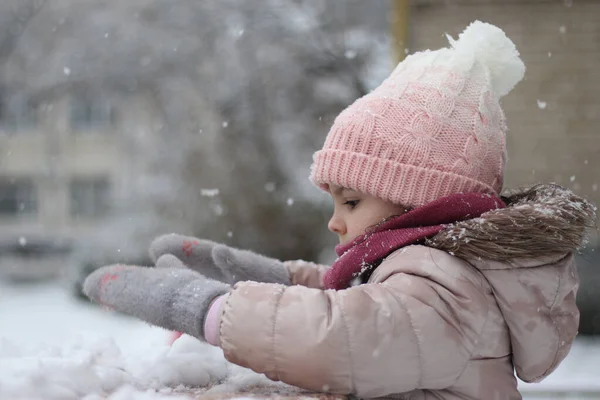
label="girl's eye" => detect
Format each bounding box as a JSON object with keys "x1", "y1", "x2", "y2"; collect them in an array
[{"x1": 344, "y1": 200, "x2": 359, "y2": 209}]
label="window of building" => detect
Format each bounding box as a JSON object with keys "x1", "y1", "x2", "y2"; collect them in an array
[
  {"x1": 0, "y1": 178, "x2": 37, "y2": 216},
  {"x1": 0, "y1": 95, "x2": 37, "y2": 133},
  {"x1": 70, "y1": 177, "x2": 110, "y2": 218},
  {"x1": 70, "y1": 96, "x2": 114, "y2": 130}
]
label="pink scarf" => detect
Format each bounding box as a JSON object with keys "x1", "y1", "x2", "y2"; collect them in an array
[{"x1": 323, "y1": 193, "x2": 505, "y2": 290}]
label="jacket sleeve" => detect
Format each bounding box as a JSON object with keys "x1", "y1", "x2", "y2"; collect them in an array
[
  {"x1": 217, "y1": 264, "x2": 490, "y2": 398},
  {"x1": 283, "y1": 260, "x2": 328, "y2": 289}
]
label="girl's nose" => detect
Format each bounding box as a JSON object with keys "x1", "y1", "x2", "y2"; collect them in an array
[{"x1": 328, "y1": 213, "x2": 346, "y2": 235}]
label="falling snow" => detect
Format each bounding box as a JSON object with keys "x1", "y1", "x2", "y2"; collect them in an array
[
  {"x1": 537, "y1": 100, "x2": 547, "y2": 110},
  {"x1": 200, "y1": 189, "x2": 220, "y2": 197}
]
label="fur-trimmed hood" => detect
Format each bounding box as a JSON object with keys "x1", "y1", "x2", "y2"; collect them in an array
[
  {"x1": 428, "y1": 184, "x2": 596, "y2": 262},
  {"x1": 429, "y1": 184, "x2": 597, "y2": 383}
]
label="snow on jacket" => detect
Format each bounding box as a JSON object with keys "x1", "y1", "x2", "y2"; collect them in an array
[{"x1": 212, "y1": 185, "x2": 595, "y2": 399}]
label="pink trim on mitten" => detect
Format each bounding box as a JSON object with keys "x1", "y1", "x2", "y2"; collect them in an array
[
  {"x1": 204, "y1": 294, "x2": 226, "y2": 346},
  {"x1": 168, "y1": 331, "x2": 183, "y2": 345}
]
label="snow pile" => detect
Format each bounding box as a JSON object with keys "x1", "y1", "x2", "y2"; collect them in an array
[
  {"x1": 1, "y1": 334, "x2": 207, "y2": 399},
  {"x1": 0, "y1": 332, "x2": 278, "y2": 400},
  {"x1": 0, "y1": 283, "x2": 273, "y2": 400}
]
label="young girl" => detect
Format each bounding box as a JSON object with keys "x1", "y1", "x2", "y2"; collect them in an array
[{"x1": 84, "y1": 21, "x2": 596, "y2": 399}]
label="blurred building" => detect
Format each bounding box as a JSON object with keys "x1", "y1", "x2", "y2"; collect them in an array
[{"x1": 0, "y1": 89, "x2": 162, "y2": 280}]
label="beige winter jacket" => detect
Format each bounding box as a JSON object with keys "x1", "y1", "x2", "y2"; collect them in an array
[{"x1": 213, "y1": 185, "x2": 595, "y2": 399}]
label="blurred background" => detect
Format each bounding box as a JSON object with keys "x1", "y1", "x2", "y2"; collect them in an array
[{"x1": 0, "y1": 0, "x2": 598, "y2": 398}]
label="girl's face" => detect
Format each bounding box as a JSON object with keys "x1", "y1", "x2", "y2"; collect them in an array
[{"x1": 327, "y1": 185, "x2": 408, "y2": 246}]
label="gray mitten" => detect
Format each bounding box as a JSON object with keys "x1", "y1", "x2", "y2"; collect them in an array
[
  {"x1": 150, "y1": 234, "x2": 291, "y2": 285},
  {"x1": 82, "y1": 261, "x2": 230, "y2": 340}
]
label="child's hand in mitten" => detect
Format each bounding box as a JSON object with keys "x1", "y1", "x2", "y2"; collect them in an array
[
  {"x1": 149, "y1": 233, "x2": 291, "y2": 285},
  {"x1": 82, "y1": 258, "x2": 230, "y2": 341}
]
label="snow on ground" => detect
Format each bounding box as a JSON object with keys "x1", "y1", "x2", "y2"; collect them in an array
[
  {"x1": 0, "y1": 281, "x2": 274, "y2": 400},
  {"x1": 1, "y1": 281, "x2": 600, "y2": 400}
]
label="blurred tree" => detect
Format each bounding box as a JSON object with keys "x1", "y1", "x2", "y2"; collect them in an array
[
  {"x1": 0, "y1": 0, "x2": 390, "y2": 263},
  {"x1": 0, "y1": 0, "x2": 46, "y2": 63}
]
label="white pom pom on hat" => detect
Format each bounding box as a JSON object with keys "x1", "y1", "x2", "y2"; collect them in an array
[{"x1": 447, "y1": 20, "x2": 525, "y2": 98}]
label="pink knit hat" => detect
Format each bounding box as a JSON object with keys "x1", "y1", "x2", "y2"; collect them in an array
[{"x1": 310, "y1": 21, "x2": 525, "y2": 208}]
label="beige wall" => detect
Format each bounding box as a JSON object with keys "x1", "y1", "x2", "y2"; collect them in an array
[
  {"x1": 0, "y1": 93, "x2": 162, "y2": 242},
  {"x1": 408, "y1": 0, "x2": 600, "y2": 211}
]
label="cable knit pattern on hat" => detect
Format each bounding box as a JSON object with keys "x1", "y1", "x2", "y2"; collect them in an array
[{"x1": 310, "y1": 21, "x2": 525, "y2": 208}]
